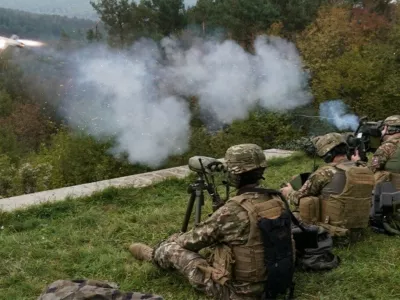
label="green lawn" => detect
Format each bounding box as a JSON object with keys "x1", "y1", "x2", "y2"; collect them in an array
[{"x1": 1, "y1": 153, "x2": 400, "y2": 300}]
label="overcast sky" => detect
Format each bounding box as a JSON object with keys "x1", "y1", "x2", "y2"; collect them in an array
[{"x1": 185, "y1": 0, "x2": 197, "y2": 6}]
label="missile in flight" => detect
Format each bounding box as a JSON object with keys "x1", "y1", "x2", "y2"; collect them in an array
[{"x1": 0, "y1": 34, "x2": 44, "y2": 52}]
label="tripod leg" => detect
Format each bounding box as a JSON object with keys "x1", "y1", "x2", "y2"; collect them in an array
[
  {"x1": 195, "y1": 190, "x2": 204, "y2": 226},
  {"x1": 181, "y1": 191, "x2": 196, "y2": 233}
]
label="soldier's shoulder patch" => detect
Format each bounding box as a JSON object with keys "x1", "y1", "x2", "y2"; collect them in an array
[{"x1": 371, "y1": 156, "x2": 380, "y2": 166}]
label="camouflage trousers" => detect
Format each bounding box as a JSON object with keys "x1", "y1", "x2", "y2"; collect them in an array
[
  {"x1": 153, "y1": 241, "x2": 260, "y2": 300},
  {"x1": 37, "y1": 279, "x2": 164, "y2": 300}
]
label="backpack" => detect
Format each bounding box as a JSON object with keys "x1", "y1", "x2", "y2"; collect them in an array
[{"x1": 37, "y1": 279, "x2": 164, "y2": 300}]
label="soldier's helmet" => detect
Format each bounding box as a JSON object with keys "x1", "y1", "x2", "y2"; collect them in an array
[
  {"x1": 383, "y1": 115, "x2": 400, "y2": 127},
  {"x1": 224, "y1": 144, "x2": 267, "y2": 175},
  {"x1": 314, "y1": 133, "x2": 346, "y2": 157}
]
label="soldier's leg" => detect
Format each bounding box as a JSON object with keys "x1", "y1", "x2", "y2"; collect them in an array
[{"x1": 152, "y1": 240, "x2": 230, "y2": 299}]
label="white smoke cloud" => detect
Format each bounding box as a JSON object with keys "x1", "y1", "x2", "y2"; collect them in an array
[
  {"x1": 63, "y1": 41, "x2": 191, "y2": 167},
  {"x1": 59, "y1": 34, "x2": 312, "y2": 167},
  {"x1": 160, "y1": 35, "x2": 312, "y2": 124},
  {"x1": 319, "y1": 100, "x2": 359, "y2": 131}
]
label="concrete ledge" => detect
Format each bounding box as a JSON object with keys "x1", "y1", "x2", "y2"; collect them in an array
[{"x1": 0, "y1": 149, "x2": 294, "y2": 212}]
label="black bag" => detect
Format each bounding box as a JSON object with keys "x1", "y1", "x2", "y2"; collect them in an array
[{"x1": 294, "y1": 226, "x2": 340, "y2": 271}]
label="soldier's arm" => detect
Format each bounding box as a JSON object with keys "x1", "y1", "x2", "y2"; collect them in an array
[
  {"x1": 175, "y1": 201, "x2": 248, "y2": 252},
  {"x1": 287, "y1": 167, "x2": 334, "y2": 206},
  {"x1": 370, "y1": 143, "x2": 397, "y2": 173}
]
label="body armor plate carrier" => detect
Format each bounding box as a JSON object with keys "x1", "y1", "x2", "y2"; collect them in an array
[
  {"x1": 320, "y1": 161, "x2": 375, "y2": 229},
  {"x1": 232, "y1": 187, "x2": 318, "y2": 299}
]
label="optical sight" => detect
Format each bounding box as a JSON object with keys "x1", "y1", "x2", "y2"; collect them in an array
[{"x1": 188, "y1": 156, "x2": 226, "y2": 174}]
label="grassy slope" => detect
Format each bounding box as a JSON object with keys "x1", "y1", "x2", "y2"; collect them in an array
[{"x1": 0, "y1": 153, "x2": 400, "y2": 300}]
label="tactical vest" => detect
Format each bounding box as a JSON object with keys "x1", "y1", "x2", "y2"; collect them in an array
[
  {"x1": 228, "y1": 191, "x2": 292, "y2": 283},
  {"x1": 383, "y1": 139, "x2": 400, "y2": 190},
  {"x1": 320, "y1": 161, "x2": 375, "y2": 229}
]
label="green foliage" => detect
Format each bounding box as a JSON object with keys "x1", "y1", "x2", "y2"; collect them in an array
[
  {"x1": 90, "y1": 0, "x2": 187, "y2": 46},
  {"x1": 208, "y1": 109, "x2": 299, "y2": 157},
  {"x1": 0, "y1": 127, "x2": 20, "y2": 162},
  {"x1": 29, "y1": 129, "x2": 150, "y2": 189},
  {"x1": 297, "y1": 4, "x2": 398, "y2": 120},
  {"x1": 141, "y1": 0, "x2": 187, "y2": 36},
  {"x1": 0, "y1": 154, "x2": 17, "y2": 197},
  {"x1": 0, "y1": 90, "x2": 13, "y2": 118},
  {"x1": 90, "y1": 0, "x2": 136, "y2": 46}
]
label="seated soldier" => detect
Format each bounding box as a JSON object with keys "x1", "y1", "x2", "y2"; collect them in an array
[
  {"x1": 351, "y1": 115, "x2": 400, "y2": 234},
  {"x1": 352, "y1": 115, "x2": 400, "y2": 189},
  {"x1": 128, "y1": 144, "x2": 296, "y2": 300},
  {"x1": 280, "y1": 133, "x2": 375, "y2": 240}
]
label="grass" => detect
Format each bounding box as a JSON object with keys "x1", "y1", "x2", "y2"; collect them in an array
[{"x1": 1, "y1": 153, "x2": 400, "y2": 300}]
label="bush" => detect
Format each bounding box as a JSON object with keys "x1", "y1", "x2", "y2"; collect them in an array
[
  {"x1": 0, "y1": 154, "x2": 17, "y2": 198},
  {"x1": 28, "y1": 129, "x2": 151, "y2": 190}
]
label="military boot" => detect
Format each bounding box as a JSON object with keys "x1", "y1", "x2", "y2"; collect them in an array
[{"x1": 129, "y1": 243, "x2": 153, "y2": 262}]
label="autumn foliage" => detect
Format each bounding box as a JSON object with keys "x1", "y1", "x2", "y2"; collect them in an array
[{"x1": 297, "y1": 3, "x2": 399, "y2": 119}]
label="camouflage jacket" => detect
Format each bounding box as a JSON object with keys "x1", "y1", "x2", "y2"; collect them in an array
[
  {"x1": 370, "y1": 136, "x2": 400, "y2": 177},
  {"x1": 37, "y1": 279, "x2": 164, "y2": 300},
  {"x1": 175, "y1": 200, "x2": 250, "y2": 251},
  {"x1": 174, "y1": 194, "x2": 265, "y2": 295},
  {"x1": 287, "y1": 157, "x2": 352, "y2": 206}
]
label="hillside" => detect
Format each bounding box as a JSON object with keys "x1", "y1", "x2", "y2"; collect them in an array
[
  {"x1": 0, "y1": 0, "x2": 97, "y2": 20},
  {"x1": 0, "y1": 7, "x2": 97, "y2": 40},
  {"x1": 0, "y1": 154, "x2": 398, "y2": 299},
  {"x1": 0, "y1": 0, "x2": 197, "y2": 20}
]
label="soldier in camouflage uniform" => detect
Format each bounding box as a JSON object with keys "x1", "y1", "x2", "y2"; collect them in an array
[
  {"x1": 37, "y1": 279, "x2": 163, "y2": 300},
  {"x1": 352, "y1": 115, "x2": 400, "y2": 189},
  {"x1": 280, "y1": 133, "x2": 351, "y2": 207},
  {"x1": 129, "y1": 144, "x2": 294, "y2": 300},
  {"x1": 280, "y1": 133, "x2": 375, "y2": 238}
]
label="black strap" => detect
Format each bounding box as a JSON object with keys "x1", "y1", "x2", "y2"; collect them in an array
[{"x1": 237, "y1": 187, "x2": 308, "y2": 233}]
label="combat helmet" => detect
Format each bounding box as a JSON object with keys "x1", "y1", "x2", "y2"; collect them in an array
[
  {"x1": 383, "y1": 115, "x2": 400, "y2": 127},
  {"x1": 224, "y1": 144, "x2": 267, "y2": 175},
  {"x1": 314, "y1": 133, "x2": 346, "y2": 157}
]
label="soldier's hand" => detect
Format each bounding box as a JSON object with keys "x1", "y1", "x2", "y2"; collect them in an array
[
  {"x1": 351, "y1": 149, "x2": 361, "y2": 162},
  {"x1": 280, "y1": 184, "x2": 293, "y2": 198}
]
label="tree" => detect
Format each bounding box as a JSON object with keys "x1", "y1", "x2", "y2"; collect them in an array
[
  {"x1": 141, "y1": 0, "x2": 187, "y2": 36},
  {"x1": 86, "y1": 24, "x2": 103, "y2": 43},
  {"x1": 296, "y1": 4, "x2": 394, "y2": 119},
  {"x1": 273, "y1": 0, "x2": 330, "y2": 34},
  {"x1": 90, "y1": 0, "x2": 136, "y2": 46}
]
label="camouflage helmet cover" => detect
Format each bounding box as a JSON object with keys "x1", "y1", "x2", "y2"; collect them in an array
[
  {"x1": 383, "y1": 115, "x2": 400, "y2": 127},
  {"x1": 315, "y1": 133, "x2": 346, "y2": 157},
  {"x1": 224, "y1": 144, "x2": 267, "y2": 174}
]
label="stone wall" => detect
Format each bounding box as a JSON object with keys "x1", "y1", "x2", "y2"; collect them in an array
[{"x1": 0, "y1": 149, "x2": 294, "y2": 212}]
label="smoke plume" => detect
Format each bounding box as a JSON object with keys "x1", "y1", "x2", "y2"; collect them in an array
[
  {"x1": 24, "y1": 34, "x2": 313, "y2": 167},
  {"x1": 160, "y1": 35, "x2": 311, "y2": 124},
  {"x1": 319, "y1": 100, "x2": 359, "y2": 131}
]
